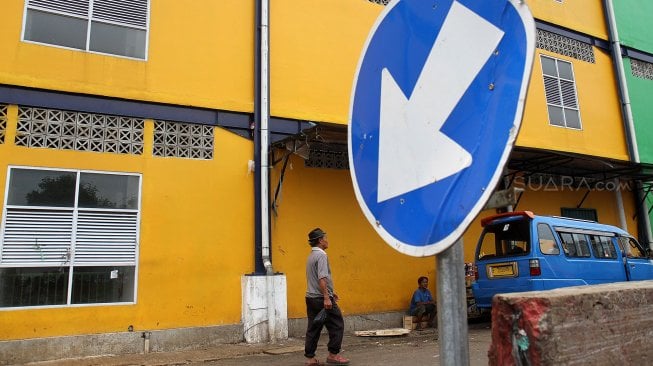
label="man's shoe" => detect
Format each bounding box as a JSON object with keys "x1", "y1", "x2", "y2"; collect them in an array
[{"x1": 326, "y1": 354, "x2": 350, "y2": 365}]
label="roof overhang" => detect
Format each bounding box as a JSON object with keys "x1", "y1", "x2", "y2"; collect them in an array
[
  {"x1": 272, "y1": 124, "x2": 653, "y2": 189},
  {"x1": 507, "y1": 147, "x2": 653, "y2": 187}
]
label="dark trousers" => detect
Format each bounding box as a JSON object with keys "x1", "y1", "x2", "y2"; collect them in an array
[
  {"x1": 304, "y1": 296, "x2": 345, "y2": 358},
  {"x1": 411, "y1": 303, "x2": 436, "y2": 318}
]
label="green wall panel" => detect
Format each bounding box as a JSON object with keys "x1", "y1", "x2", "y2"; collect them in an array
[
  {"x1": 625, "y1": 60, "x2": 653, "y2": 164},
  {"x1": 613, "y1": 0, "x2": 653, "y2": 54}
]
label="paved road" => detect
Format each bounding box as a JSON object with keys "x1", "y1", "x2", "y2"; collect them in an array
[{"x1": 206, "y1": 324, "x2": 491, "y2": 366}]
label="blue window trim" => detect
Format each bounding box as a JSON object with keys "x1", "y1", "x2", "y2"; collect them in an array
[
  {"x1": 0, "y1": 84, "x2": 312, "y2": 142},
  {"x1": 534, "y1": 20, "x2": 653, "y2": 64},
  {"x1": 535, "y1": 19, "x2": 610, "y2": 51},
  {"x1": 623, "y1": 47, "x2": 653, "y2": 64}
]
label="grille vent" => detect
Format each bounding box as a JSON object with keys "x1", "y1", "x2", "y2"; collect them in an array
[
  {"x1": 153, "y1": 120, "x2": 214, "y2": 160},
  {"x1": 305, "y1": 146, "x2": 349, "y2": 170},
  {"x1": 15, "y1": 106, "x2": 144, "y2": 155},
  {"x1": 631, "y1": 59, "x2": 653, "y2": 81},
  {"x1": 537, "y1": 29, "x2": 595, "y2": 63},
  {"x1": 0, "y1": 104, "x2": 7, "y2": 144}
]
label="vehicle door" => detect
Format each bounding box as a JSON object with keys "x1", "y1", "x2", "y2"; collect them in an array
[
  {"x1": 553, "y1": 230, "x2": 595, "y2": 286},
  {"x1": 617, "y1": 237, "x2": 653, "y2": 280},
  {"x1": 586, "y1": 234, "x2": 626, "y2": 284}
]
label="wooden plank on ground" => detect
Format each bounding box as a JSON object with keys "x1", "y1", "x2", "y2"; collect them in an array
[{"x1": 354, "y1": 328, "x2": 411, "y2": 337}]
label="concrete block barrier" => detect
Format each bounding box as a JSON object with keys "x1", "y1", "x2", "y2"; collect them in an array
[{"x1": 488, "y1": 280, "x2": 653, "y2": 366}]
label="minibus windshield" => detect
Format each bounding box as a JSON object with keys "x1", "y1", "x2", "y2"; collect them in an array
[{"x1": 477, "y1": 219, "x2": 530, "y2": 260}]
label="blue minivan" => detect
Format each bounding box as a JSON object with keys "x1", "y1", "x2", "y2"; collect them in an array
[{"x1": 471, "y1": 211, "x2": 653, "y2": 309}]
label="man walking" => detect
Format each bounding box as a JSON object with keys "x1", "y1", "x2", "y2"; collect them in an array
[{"x1": 304, "y1": 228, "x2": 350, "y2": 366}]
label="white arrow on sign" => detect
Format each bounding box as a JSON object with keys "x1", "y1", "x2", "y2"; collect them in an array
[{"x1": 377, "y1": 1, "x2": 505, "y2": 203}]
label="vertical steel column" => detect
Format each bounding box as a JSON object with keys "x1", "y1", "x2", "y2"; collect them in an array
[
  {"x1": 614, "y1": 178, "x2": 628, "y2": 231},
  {"x1": 436, "y1": 239, "x2": 469, "y2": 365}
]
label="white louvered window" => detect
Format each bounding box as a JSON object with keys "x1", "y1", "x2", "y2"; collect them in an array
[
  {"x1": 0, "y1": 167, "x2": 141, "y2": 308},
  {"x1": 22, "y1": 0, "x2": 149, "y2": 59},
  {"x1": 540, "y1": 55, "x2": 582, "y2": 129}
]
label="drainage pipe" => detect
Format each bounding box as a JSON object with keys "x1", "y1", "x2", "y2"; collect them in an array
[
  {"x1": 604, "y1": 0, "x2": 639, "y2": 163},
  {"x1": 256, "y1": 0, "x2": 272, "y2": 278},
  {"x1": 603, "y1": 0, "x2": 653, "y2": 246},
  {"x1": 255, "y1": 0, "x2": 276, "y2": 342}
]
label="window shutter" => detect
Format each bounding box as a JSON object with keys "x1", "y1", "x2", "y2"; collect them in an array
[
  {"x1": 28, "y1": 0, "x2": 89, "y2": 17},
  {"x1": 543, "y1": 76, "x2": 561, "y2": 105},
  {"x1": 1, "y1": 208, "x2": 73, "y2": 264},
  {"x1": 92, "y1": 0, "x2": 148, "y2": 28},
  {"x1": 560, "y1": 80, "x2": 578, "y2": 109},
  {"x1": 74, "y1": 210, "x2": 138, "y2": 264}
]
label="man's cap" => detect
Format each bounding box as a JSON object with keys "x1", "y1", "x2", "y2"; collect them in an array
[{"x1": 308, "y1": 228, "x2": 327, "y2": 242}]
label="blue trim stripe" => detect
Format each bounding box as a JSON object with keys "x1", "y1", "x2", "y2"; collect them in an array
[{"x1": 0, "y1": 84, "x2": 314, "y2": 140}]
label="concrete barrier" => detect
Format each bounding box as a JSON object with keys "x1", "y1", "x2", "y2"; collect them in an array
[{"x1": 489, "y1": 280, "x2": 653, "y2": 365}]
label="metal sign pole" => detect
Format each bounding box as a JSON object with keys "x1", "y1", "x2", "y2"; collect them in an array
[{"x1": 436, "y1": 238, "x2": 469, "y2": 365}]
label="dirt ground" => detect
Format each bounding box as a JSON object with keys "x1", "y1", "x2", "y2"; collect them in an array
[
  {"x1": 31, "y1": 322, "x2": 492, "y2": 366},
  {"x1": 205, "y1": 324, "x2": 491, "y2": 366}
]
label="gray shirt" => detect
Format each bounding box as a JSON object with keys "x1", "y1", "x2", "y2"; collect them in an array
[{"x1": 306, "y1": 247, "x2": 334, "y2": 298}]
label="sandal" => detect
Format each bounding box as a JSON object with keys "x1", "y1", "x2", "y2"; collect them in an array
[{"x1": 326, "y1": 354, "x2": 350, "y2": 365}]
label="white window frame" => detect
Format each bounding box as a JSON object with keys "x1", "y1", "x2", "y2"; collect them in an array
[
  {"x1": 540, "y1": 55, "x2": 582, "y2": 130},
  {"x1": 21, "y1": 0, "x2": 150, "y2": 61},
  {"x1": 0, "y1": 166, "x2": 142, "y2": 309}
]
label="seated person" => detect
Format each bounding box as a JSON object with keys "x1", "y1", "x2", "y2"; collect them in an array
[{"x1": 409, "y1": 276, "x2": 437, "y2": 330}]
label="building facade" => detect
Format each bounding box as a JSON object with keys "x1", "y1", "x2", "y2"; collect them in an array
[{"x1": 0, "y1": 0, "x2": 651, "y2": 363}]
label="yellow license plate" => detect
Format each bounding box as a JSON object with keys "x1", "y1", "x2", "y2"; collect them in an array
[{"x1": 489, "y1": 264, "x2": 515, "y2": 277}]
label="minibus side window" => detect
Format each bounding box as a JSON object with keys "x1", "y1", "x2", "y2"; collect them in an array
[
  {"x1": 537, "y1": 224, "x2": 559, "y2": 255},
  {"x1": 617, "y1": 237, "x2": 646, "y2": 259},
  {"x1": 558, "y1": 232, "x2": 591, "y2": 258},
  {"x1": 589, "y1": 235, "x2": 617, "y2": 259}
]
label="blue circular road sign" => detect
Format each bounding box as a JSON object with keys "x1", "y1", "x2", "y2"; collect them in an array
[{"x1": 348, "y1": 0, "x2": 535, "y2": 256}]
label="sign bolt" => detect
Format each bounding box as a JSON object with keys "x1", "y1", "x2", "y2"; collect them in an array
[{"x1": 489, "y1": 83, "x2": 495, "y2": 90}]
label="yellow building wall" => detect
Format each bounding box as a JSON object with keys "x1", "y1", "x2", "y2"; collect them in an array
[
  {"x1": 0, "y1": 0, "x2": 383, "y2": 125},
  {"x1": 525, "y1": 0, "x2": 608, "y2": 39},
  {"x1": 271, "y1": 0, "x2": 611, "y2": 125},
  {"x1": 270, "y1": 154, "x2": 439, "y2": 317},
  {"x1": 270, "y1": 152, "x2": 639, "y2": 318},
  {"x1": 517, "y1": 49, "x2": 629, "y2": 160},
  {"x1": 511, "y1": 180, "x2": 638, "y2": 235},
  {"x1": 0, "y1": 0, "x2": 639, "y2": 340},
  {"x1": 0, "y1": 1, "x2": 254, "y2": 113},
  {"x1": 0, "y1": 105, "x2": 254, "y2": 340},
  {"x1": 270, "y1": 0, "x2": 382, "y2": 124},
  {"x1": 267, "y1": 154, "x2": 485, "y2": 317}
]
